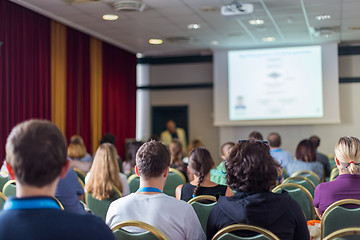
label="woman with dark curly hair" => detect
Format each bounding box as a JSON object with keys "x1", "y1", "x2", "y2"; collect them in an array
[{"x1": 206, "y1": 140, "x2": 310, "y2": 240}]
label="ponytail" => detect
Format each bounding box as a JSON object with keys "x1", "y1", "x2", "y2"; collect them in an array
[
  {"x1": 192, "y1": 175, "x2": 204, "y2": 198},
  {"x1": 347, "y1": 161, "x2": 360, "y2": 175}
]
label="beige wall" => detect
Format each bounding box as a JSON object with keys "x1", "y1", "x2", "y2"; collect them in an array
[{"x1": 145, "y1": 54, "x2": 360, "y2": 163}]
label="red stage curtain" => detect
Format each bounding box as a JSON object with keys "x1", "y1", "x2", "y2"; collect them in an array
[
  {"x1": 66, "y1": 28, "x2": 92, "y2": 153},
  {"x1": 102, "y1": 42, "x2": 137, "y2": 159},
  {"x1": 0, "y1": 0, "x2": 51, "y2": 163}
]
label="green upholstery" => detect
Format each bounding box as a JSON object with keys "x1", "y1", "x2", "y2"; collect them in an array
[
  {"x1": 3, "y1": 180, "x2": 16, "y2": 198},
  {"x1": 190, "y1": 201, "x2": 217, "y2": 233},
  {"x1": 291, "y1": 171, "x2": 320, "y2": 186},
  {"x1": 85, "y1": 189, "x2": 121, "y2": 221},
  {"x1": 163, "y1": 170, "x2": 185, "y2": 197},
  {"x1": 73, "y1": 168, "x2": 86, "y2": 185},
  {"x1": 128, "y1": 174, "x2": 140, "y2": 193},
  {"x1": 212, "y1": 224, "x2": 279, "y2": 240},
  {"x1": 0, "y1": 192, "x2": 6, "y2": 211},
  {"x1": 329, "y1": 168, "x2": 339, "y2": 182},
  {"x1": 322, "y1": 200, "x2": 360, "y2": 239},
  {"x1": 113, "y1": 229, "x2": 160, "y2": 240},
  {"x1": 322, "y1": 227, "x2": 360, "y2": 240},
  {"x1": 112, "y1": 220, "x2": 167, "y2": 240},
  {"x1": 272, "y1": 183, "x2": 315, "y2": 220},
  {"x1": 210, "y1": 169, "x2": 227, "y2": 186},
  {"x1": 282, "y1": 177, "x2": 315, "y2": 197},
  {"x1": 217, "y1": 233, "x2": 273, "y2": 240},
  {"x1": 0, "y1": 174, "x2": 9, "y2": 192}
]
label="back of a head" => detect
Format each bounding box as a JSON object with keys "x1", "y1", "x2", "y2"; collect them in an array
[
  {"x1": 221, "y1": 142, "x2": 235, "y2": 158},
  {"x1": 225, "y1": 140, "x2": 279, "y2": 193},
  {"x1": 267, "y1": 132, "x2": 281, "y2": 148},
  {"x1": 188, "y1": 147, "x2": 214, "y2": 178},
  {"x1": 296, "y1": 139, "x2": 316, "y2": 162},
  {"x1": 335, "y1": 136, "x2": 360, "y2": 175},
  {"x1": 99, "y1": 133, "x2": 116, "y2": 145},
  {"x1": 248, "y1": 131, "x2": 263, "y2": 141},
  {"x1": 86, "y1": 143, "x2": 122, "y2": 199},
  {"x1": 187, "y1": 139, "x2": 205, "y2": 155},
  {"x1": 6, "y1": 119, "x2": 67, "y2": 187},
  {"x1": 136, "y1": 140, "x2": 170, "y2": 179},
  {"x1": 68, "y1": 135, "x2": 87, "y2": 159},
  {"x1": 169, "y1": 139, "x2": 182, "y2": 163},
  {"x1": 309, "y1": 135, "x2": 320, "y2": 149}
]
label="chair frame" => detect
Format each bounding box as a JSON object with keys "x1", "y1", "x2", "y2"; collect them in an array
[
  {"x1": 2, "y1": 179, "x2": 16, "y2": 193},
  {"x1": 272, "y1": 182, "x2": 315, "y2": 220},
  {"x1": 291, "y1": 170, "x2": 321, "y2": 184},
  {"x1": 0, "y1": 171, "x2": 9, "y2": 176},
  {"x1": 282, "y1": 176, "x2": 316, "y2": 189},
  {"x1": 111, "y1": 220, "x2": 167, "y2": 240},
  {"x1": 187, "y1": 195, "x2": 217, "y2": 204},
  {"x1": 0, "y1": 191, "x2": 7, "y2": 201},
  {"x1": 127, "y1": 174, "x2": 139, "y2": 184},
  {"x1": 169, "y1": 168, "x2": 186, "y2": 183},
  {"x1": 322, "y1": 227, "x2": 360, "y2": 240},
  {"x1": 53, "y1": 197, "x2": 65, "y2": 210},
  {"x1": 72, "y1": 168, "x2": 86, "y2": 183},
  {"x1": 212, "y1": 223, "x2": 280, "y2": 240},
  {"x1": 321, "y1": 199, "x2": 360, "y2": 239},
  {"x1": 329, "y1": 168, "x2": 339, "y2": 182}
]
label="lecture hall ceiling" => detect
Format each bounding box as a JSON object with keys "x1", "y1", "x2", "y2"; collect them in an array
[{"x1": 11, "y1": 0, "x2": 360, "y2": 56}]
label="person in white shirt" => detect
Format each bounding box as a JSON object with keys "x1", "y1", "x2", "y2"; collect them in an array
[{"x1": 106, "y1": 140, "x2": 205, "y2": 240}]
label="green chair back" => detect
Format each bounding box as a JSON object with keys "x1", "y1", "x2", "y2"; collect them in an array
[
  {"x1": 0, "y1": 173, "x2": 9, "y2": 192},
  {"x1": 281, "y1": 168, "x2": 289, "y2": 180},
  {"x1": 112, "y1": 220, "x2": 167, "y2": 240},
  {"x1": 210, "y1": 169, "x2": 227, "y2": 186},
  {"x1": 321, "y1": 199, "x2": 360, "y2": 239},
  {"x1": 73, "y1": 168, "x2": 86, "y2": 185},
  {"x1": 2, "y1": 180, "x2": 16, "y2": 198},
  {"x1": 188, "y1": 195, "x2": 217, "y2": 233},
  {"x1": 85, "y1": 187, "x2": 121, "y2": 221},
  {"x1": 329, "y1": 168, "x2": 339, "y2": 182},
  {"x1": 282, "y1": 176, "x2": 315, "y2": 197},
  {"x1": 0, "y1": 192, "x2": 7, "y2": 211},
  {"x1": 163, "y1": 168, "x2": 185, "y2": 197},
  {"x1": 272, "y1": 183, "x2": 315, "y2": 221},
  {"x1": 128, "y1": 174, "x2": 140, "y2": 193},
  {"x1": 291, "y1": 171, "x2": 320, "y2": 186},
  {"x1": 212, "y1": 224, "x2": 280, "y2": 240}
]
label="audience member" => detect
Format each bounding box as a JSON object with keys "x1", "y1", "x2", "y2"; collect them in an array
[
  {"x1": 310, "y1": 135, "x2": 331, "y2": 177},
  {"x1": 85, "y1": 143, "x2": 129, "y2": 198},
  {"x1": 99, "y1": 133, "x2": 124, "y2": 173},
  {"x1": 314, "y1": 136, "x2": 360, "y2": 219},
  {"x1": 55, "y1": 167, "x2": 85, "y2": 214},
  {"x1": 106, "y1": 140, "x2": 205, "y2": 240},
  {"x1": 169, "y1": 139, "x2": 187, "y2": 181},
  {"x1": 160, "y1": 120, "x2": 187, "y2": 154},
  {"x1": 210, "y1": 142, "x2": 235, "y2": 185},
  {"x1": 286, "y1": 139, "x2": 323, "y2": 179},
  {"x1": 68, "y1": 135, "x2": 92, "y2": 174},
  {"x1": 267, "y1": 132, "x2": 294, "y2": 169},
  {"x1": 0, "y1": 119, "x2": 114, "y2": 239},
  {"x1": 183, "y1": 138, "x2": 205, "y2": 164},
  {"x1": 248, "y1": 131, "x2": 263, "y2": 140},
  {"x1": 206, "y1": 140, "x2": 310, "y2": 240},
  {"x1": 176, "y1": 147, "x2": 233, "y2": 201}
]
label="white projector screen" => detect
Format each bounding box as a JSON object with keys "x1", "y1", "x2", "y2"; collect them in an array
[{"x1": 214, "y1": 43, "x2": 340, "y2": 126}]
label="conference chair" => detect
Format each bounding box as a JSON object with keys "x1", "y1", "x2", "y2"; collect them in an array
[
  {"x1": 291, "y1": 170, "x2": 321, "y2": 186},
  {"x1": 128, "y1": 174, "x2": 140, "y2": 193},
  {"x1": 53, "y1": 197, "x2": 65, "y2": 210},
  {"x1": 188, "y1": 195, "x2": 217, "y2": 233},
  {"x1": 212, "y1": 224, "x2": 280, "y2": 240},
  {"x1": 322, "y1": 227, "x2": 360, "y2": 240},
  {"x1": 0, "y1": 192, "x2": 7, "y2": 211},
  {"x1": 112, "y1": 220, "x2": 167, "y2": 240},
  {"x1": 329, "y1": 167, "x2": 339, "y2": 182},
  {"x1": 163, "y1": 168, "x2": 186, "y2": 197},
  {"x1": 85, "y1": 186, "x2": 122, "y2": 221},
  {"x1": 272, "y1": 183, "x2": 315, "y2": 221},
  {"x1": 321, "y1": 199, "x2": 360, "y2": 239},
  {"x1": 2, "y1": 180, "x2": 16, "y2": 198},
  {"x1": 281, "y1": 168, "x2": 289, "y2": 180},
  {"x1": 282, "y1": 176, "x2": 316, "y2": 197},
  {"x1": 0, "y1": 172, "x2": 9, "y2": 192},
  {"x1": 72, "y1": 168, "x2": 86, "y2": 185}
]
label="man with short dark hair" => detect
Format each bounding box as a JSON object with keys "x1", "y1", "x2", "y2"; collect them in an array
[
  {"x1": 248, "y1": 131, "x2": 263, "y2": 140},
  {"x1": 267, "y1": 132, "x2": 294, "y2": 169},
  {"x1": 0, "y1": 119, "x2": 114, "y2": 240},
  {"x1": 106, "y1": 140, "x2": 205, "y2": 240},
  {"x1": 310, "y1": 135, "x2": 330, "y2": 177},
  {"x1": 160, "y1": 120, "x2": 187, "y2": 154}
]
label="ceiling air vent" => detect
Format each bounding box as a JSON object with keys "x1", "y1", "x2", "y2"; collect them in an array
[
  {"x1": 113, "y1": 0, "x2": 146, "y2": 12},
  {"x1": 64, "y1": 0, "x2": 100, "y2": 3},
  {"x1": 165, "y1": 36, "x2": 195, "y2": 44}
]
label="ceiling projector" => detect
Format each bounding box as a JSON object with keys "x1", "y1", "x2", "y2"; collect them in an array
[{"x1": 221, "y1": 3, "x2": 254, "y2": 16}]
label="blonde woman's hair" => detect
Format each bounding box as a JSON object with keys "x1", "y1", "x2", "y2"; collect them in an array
[
  {"x1": 67, "y1": 135, "x2": 87, "y2": 159},
  {"x1": 335, "y1": 136, "x2": 360, "y2": 175},
  {"x1": 169, "y1": 139, "x2": 182, "y2": 164},
  {"x1": 85, "y1": 143, "x2": 122, "y2": 200}
]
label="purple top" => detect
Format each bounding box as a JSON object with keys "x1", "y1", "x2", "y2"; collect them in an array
[{"x1": 313, "y1": 174, "x2": 360, "y2": 214}]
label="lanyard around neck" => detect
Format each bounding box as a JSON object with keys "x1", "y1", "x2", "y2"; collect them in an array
[
  {"x1": 4, "y1": 198, "x2": 60, "y2": 211},
  {"x1": 136, "y1": 187, "x2": 162, "y2": 193}
]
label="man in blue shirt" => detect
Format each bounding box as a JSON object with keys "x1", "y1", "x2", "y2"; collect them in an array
[
  {"x1": 0, "y1": 119, "x2": 114, "y2": 240},
  {"x1": 267, "y1": 132, "x2": 294, "y2": 170}
]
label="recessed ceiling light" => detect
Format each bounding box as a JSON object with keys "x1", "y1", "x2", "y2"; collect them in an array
[
  {"x1": 136, "y1": 53, "x2": 143, "y2": 58},
  {"x1": 210, "y1": 40, "x2": 219, "y2": 45},
  {"x1": 262, "y1": 37, "x2": 275, "y2": 42},
  {"x1": 187, "y1": 24, "x2": 201, "y2": 30},
  {"x1": 249, "y1": 19, "x2": 264, "y2": 25},
  {"x1": 148, "y1": 39, "x2": 163, "y2": 45},
  {"x1": 102, "y1": 14, "x2": 119, "y2": 21},
  {"x1": 315, "y1": 15, "x2": 331, "y2": 21}
]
